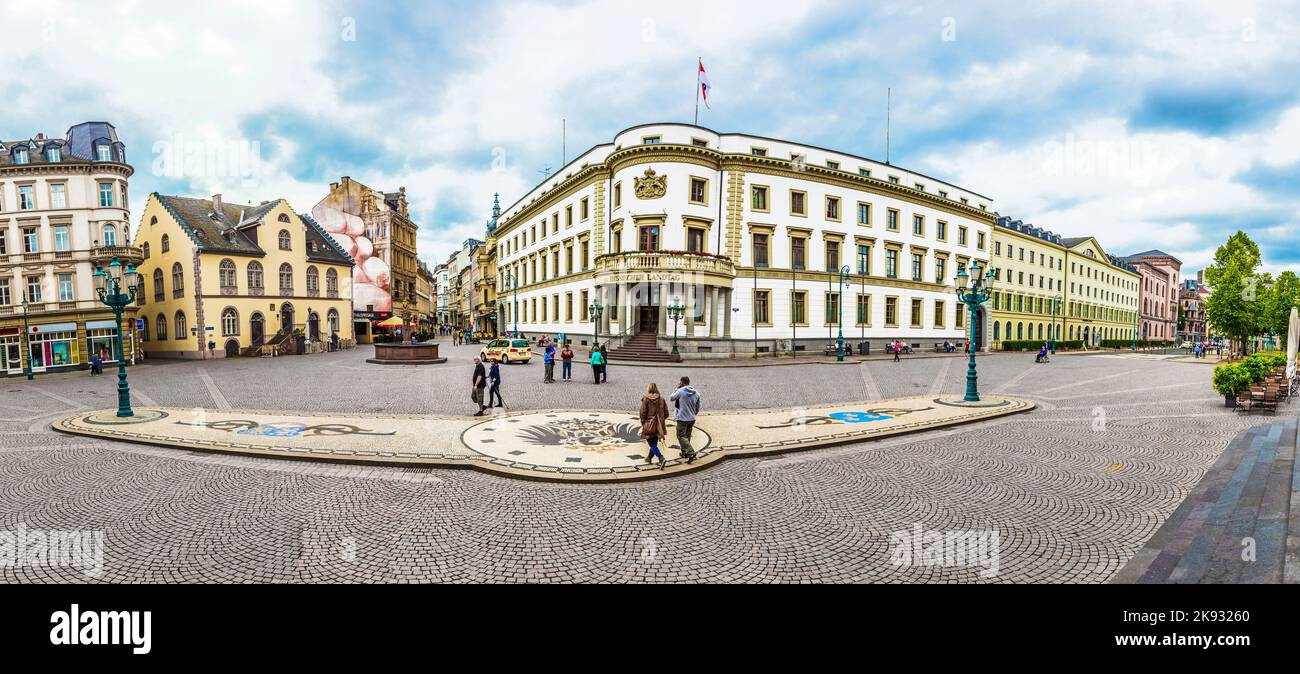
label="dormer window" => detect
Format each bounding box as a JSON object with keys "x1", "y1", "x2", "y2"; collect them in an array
[
  {"x1": 13, "y1": 147, "x2": 29, "y2": 164},
  {"x1": 826, "y1": 160, "x2": 840, "y2": 170},
  {"x1": 96, "y1": 144, "x2": 112, "y2": 162},
  {"x1": 46, "y1": 146, "x2": 61, "y2": 162},
  {"x1": 642, "y1": 136, "x2": 662, "y2": 145}
]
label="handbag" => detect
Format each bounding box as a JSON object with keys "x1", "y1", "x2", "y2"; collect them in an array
[{"x1": 640, "y1": 418, "x2": 658, "y2": 437}]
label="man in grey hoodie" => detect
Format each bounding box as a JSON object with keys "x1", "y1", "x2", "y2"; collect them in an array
[{"x1": 669, "y1": 376, "x2": 701, "y2": 463}]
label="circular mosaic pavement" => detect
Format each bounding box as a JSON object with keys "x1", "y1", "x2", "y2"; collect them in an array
[
  {"x1": 79, "y1": 409, "x2": 170, "y2": 425},
  {"x1": 461, "y1": 411, "x2": 712, "y2": 472}
]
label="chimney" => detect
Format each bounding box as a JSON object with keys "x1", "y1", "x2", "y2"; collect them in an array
[
  {"x1": 330, "y1": 182, "x2": 339, "y2": 191},
  {"x1": 212, "y1": 193, "x2": 223, "y2": 213},
  {"x1": 35, "y1": 133, "x2": 45, "y2": 141}
]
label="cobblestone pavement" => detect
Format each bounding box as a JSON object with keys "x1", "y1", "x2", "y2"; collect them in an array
[{"x1": 1, "y1": 343, "x2": 1293, "y2": 583}]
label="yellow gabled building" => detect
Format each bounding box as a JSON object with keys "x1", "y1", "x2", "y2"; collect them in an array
[{"x1": 134, "y1": 193, "x2": 354, "y2": 358}]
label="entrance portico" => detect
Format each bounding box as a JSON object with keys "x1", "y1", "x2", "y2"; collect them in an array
[{"x1": 593, "y1": 251, "x2": 735, "y2": 347}]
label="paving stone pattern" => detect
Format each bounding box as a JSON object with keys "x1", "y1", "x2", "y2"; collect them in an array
[{"x1": 0, "y1": 342, "x2": 1293, "y2": 583}]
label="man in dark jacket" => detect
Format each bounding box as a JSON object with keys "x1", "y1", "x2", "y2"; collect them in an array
[
  {"x1": 488, "y1": 360, "x2": 504, "y2": 408},
  {"x1": 472, "y1": 357, "x2": 488, "y2": 416}
]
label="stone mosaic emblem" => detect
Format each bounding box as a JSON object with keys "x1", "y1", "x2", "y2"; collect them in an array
[{"x1": 462, "y1": 411, "x2": 712, "y2": 471}]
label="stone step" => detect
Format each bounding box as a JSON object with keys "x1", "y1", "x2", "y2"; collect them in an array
[{"x1": 1112, "y1": 416, "x2": 1298, "y2": 584}]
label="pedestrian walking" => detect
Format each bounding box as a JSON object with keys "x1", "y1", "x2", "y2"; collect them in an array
[
  {"x1": 597, "y1": 343, "x2": 609, "y2": 382},
  {"x1": 471, "y1": 357, "x2": 488, "y2": 416},
  {"x1": 488, "y1": 360, "x2": 505, "y2": 408},
  {"x1": 892, "y1": 340, "x2": 901, "y2": 362},
  {"x1": 639, "y1": 383, "x2": 669, "y2": 469},
  {"x1": 669, "y1": 376, "x2": 701, "y2": 463},
  {"x1": 543, "y1": 343, "x2": 556, "y2": 383},
  {"x1": 560, "y1": 343, "x2": 574, "y2": 381},
  {"x1": 89, "y1": 352, "x2": 103, "y2": 376},
  {"x1": 590, "y1": 347, "x2": 605, "y2": 384}
]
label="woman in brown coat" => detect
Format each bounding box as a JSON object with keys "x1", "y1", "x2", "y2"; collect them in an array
[{"x1": 639, "y1": 382, "x2": 670, "y2": 469}]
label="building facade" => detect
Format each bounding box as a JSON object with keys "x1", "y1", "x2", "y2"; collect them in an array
[
  {"x1": 434, "y1": 262, "x2": 451, "y2": 326},
  {"x1": 1179, "y1": 279, "x2": 1208, "y2": 343},
  {"x1": 1060, "y1": 237, "x2": 1141, "y2": 345},
  {"x1": 1, "y1": 122, "x2": 139, "y2": 376},
  {"x1": 311, "y1": 177, "x2": 420, "y2": 343},
  {"x1": 1122, "y1": 249, "x2": 1182, "y2": 343},
  {"x1": 493, "y1": 123, "x2": 997, "y2": 357},
  {"x1": 134, "y1": 194, "x2": 354, "y2": 358},
  {"x1": 416, "y1": 260, "x2": 435, "y2": 332},
  {"x1": 988, "y1": 219, "x2": 1141, "y2": 348}
]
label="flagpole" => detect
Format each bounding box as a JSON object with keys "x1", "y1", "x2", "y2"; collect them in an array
[{"x1": 694, "y1": 57, "x2": 701, "y2": 126}]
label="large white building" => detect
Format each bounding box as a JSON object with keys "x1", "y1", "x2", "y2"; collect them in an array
[
  {"x1": 494, "y1": 123, "x2": 996, "y2": 358},
  {"x1": 1, "y1": 122, "x2": 138, "y2": 376}
]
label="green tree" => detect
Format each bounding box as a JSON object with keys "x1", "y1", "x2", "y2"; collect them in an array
[
  {"x1": 1205, "y1": 231, "x2": 1264, "y2": 356},
  {"x1": 1266, "y1": 270, "x2": 1300, "y2": 343}
]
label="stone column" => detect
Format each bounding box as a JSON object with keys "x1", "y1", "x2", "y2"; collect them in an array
[
  {"x1": 709, "y1": 286, "x2": 720, "y2": 338},
  {"x1": 685, "y1": 284, "x2": 696, "y2": 338},
  {"x1": 723, "y1": 288, "x2": 733, "y2": 338},
  {"x1": 623, "y1": 284, "x2": 635, "y2": 334},
  {"x1": 658, "y1": 283, "x2": 668, "y2": 336}
]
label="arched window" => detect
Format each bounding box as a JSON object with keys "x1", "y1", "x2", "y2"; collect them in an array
[
  {"x1": 247, "y1": 261, "x2": 264, "y2": 289},
  {"x1": 219, "y1": 259, "x2": 236, "y2": 288},
  {"x1": 992, "y1": 322, "x2": 1000, "y2": 340},
  {"x1": 278, "y1": 213, "x2": 291, "y2": 223},
  {"x1": 221, "y1": 308, "x2": 239, "y2": 336},
  {"x1": 156, "y1": 313, "x2": 168, "y2": 340},
  {"x1": 278, "y1": 230, "x2": 291, "y2": 250},
  {"x1": 161, "y1": 234, "x2": 170, "y2": 253},
  {"x1": 140, "y1": 316, "x2": 150, "y2": 342},
  {"x1": 326, "y1": 268, "x2": 338, "y2": 295},
  {"x1": 1016, "y1": 322, "x2": 1023, "y2": 340},
  {"x1": 279, "y1": 263, "x2": 293, "y2": 291},
  {"x1": 174, "y1": 311, "x2": 187, "y2": 339},
  {"x1": 150, "y1": 216, "x2": 157, "y2": 227},
  {"x1": 152, "y1": 269, "x2": 164, "y2": 300},
  {"x1": 102, "y1": 224, "x2": 117, "y2": 247},
  {"x1": 171, "y1": 262, "x2": 184, "y2": 298},
  {"x1": 142, "y1": 243, "x2": 150, "y2": 259},
  {"x1": 327, "y1": 309, "x2": 340, "y2": 334},
  {"x1": 306, "y1": 266, "x2": 319, "y2": 292}
]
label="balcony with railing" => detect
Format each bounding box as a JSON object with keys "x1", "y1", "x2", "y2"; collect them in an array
[
  {"x1": 90, "y1": 245, "x2": 144, "y2": 265},
  {"x1": 594, "y1": 250, "x2": 735, "y2": 280}
]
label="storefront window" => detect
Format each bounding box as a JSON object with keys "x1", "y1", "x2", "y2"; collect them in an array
[{"x1": 29, "y1": 328, "x2": 79, "y2": 368}]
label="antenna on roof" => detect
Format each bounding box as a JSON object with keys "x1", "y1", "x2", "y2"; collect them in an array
[
  {"x1": 885, "y1": 87, "x2": 891, "y2": 165},
  {"x1": 562, "y1": 118, "x2": 566, "y2": 167},
  {"x1": 538, "y1": 165, "x2": 552, "y2": 179}
]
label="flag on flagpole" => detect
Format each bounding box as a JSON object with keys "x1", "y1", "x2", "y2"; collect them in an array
[{"x1": 698, "y1": 60, "x2": 711, "y2": 109}]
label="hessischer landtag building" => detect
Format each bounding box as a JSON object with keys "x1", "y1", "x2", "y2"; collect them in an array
[{"x1": 493, "y1": 122, "x2": 998, "y2": 358}]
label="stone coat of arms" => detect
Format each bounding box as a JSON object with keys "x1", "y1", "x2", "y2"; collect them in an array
[{"x1": 633, "y1": 167, "x2": 667, "y2": 200}]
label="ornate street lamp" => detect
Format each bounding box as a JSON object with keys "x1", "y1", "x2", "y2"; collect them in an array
[
  {"x1": 93, "y1": 256, "x2": 139, "y2": 417},
  {"x1": 954, "y1": 259, "x2": 996, "y2": 402},
  {"x1": 503, "y1": 271, "x2": 519, "y2": 337},
  {"x1": 836, "y1": 265, "x2": 850, "y2": 361},
  {"x1": 587, "y1": 299, "x2": 604, "y2": 349},
  {"x1": 666, "y1": 297, "x2": 685, "y2": 356}
]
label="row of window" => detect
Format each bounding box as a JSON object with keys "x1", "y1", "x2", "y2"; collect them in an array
[
  {"x1": 7, "y1": 142, "x2": 119, "y2": 165},
  {"x1": 635, "y1": 136, "x2": 986, "y2": 208},
  {"x1": 0, "y1": 223, "x2": 124, "y2": 255},
  {"x1": 750, "y1": 292, "x2": 965, "y2": 329},
  {"x1": 0, "y1": 181, "x2": 123, "y2": 212},
  {"x1": 503, "y1": 197, "x2": 592, "y2": 259},
  {"x1": 148, "y1": 261, "x2": 339, "y2": 301},
  {"x1": 139, "y1": 308, "x2": 342, "y2": 342},
  {"x1": 748, "y1": 232, "x2": 970, "y2": 282},
  {"x1": 0, "y1": 274, "x2": 78, "y2": 304},
  {"x1": 502, "y1": 238, "x2": 592, "y2": 288}
]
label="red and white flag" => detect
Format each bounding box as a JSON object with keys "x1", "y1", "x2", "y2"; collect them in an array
[{"x1": 698, "y1": 60, "x2": 711, "y2": 109}]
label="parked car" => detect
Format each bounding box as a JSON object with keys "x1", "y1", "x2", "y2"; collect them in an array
[{"x1": 480, "y1": 338, "x2": 533, "y2": 364}]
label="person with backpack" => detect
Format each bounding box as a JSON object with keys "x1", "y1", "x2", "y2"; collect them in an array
[
  {"x1": 597, "y1": 343, "x2": 609, "y2": 382},
  {"x1": 560, "y1": 342, "x2": 575, "y2": 381},
  {"x1": 669, "y1": 376, "x2": 701, "y2": 463},
  {"x1": 639, "y1": 383, "x2": 669, "y2": 469}
]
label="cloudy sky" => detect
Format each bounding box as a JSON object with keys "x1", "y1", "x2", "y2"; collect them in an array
[{"x1": 4, "y1": 0, "x2": 1298, "y2": 276}]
